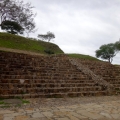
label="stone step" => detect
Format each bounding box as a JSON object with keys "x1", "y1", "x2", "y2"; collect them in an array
[
  {"x1": 112, "y1": 84, "x2": 120, "y2": 87},
  {"x1": 0, "y1": 79, "x2": 95, "y2": 83},
  {"x1": 0, "y1": 91, "x2": 108, "y2": 98},
  {"x1": 0, "y1": 70, "x2": 85, "y2": 75},
  {"x1": 115, "y1": 87, "x2": 120, "y2": 90},
  {"x1": 0, "y1": 86, "x2": 104, "y2": 96},
  {"x1": 0, "y1": 83, "x2": 97, "y2": 88},
  {"x1": 0, "y1": 75, "x2": 90, "y2": 80}
]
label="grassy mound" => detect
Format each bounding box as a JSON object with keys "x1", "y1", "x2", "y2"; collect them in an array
[
  {"x1": 0, "y1": 32, "x2": 64, "y2": 54},
  {"x1": 0, "y1": 32, "x2": 100, "y2": 61}
]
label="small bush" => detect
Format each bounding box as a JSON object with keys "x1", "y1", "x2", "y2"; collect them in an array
[{"x1": 44, "y1": 49, "x2": 54, "y2": 54}]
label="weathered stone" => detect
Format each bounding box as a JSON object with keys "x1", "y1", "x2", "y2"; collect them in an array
[
  {"x1": 0, "y1": 115, "x2": 3, "y2": 120},
  {"x1": 42, "y1": 112, "x2": 53, "y2": 117},
  {"x1": 59, "y1": 108, "x2": 73, "y2": 112},
  {"x1": 76, "y1": 110, "x2": 104, "y2": 119},
  {"x1": 4, "y1": 116, "x2": 14, "y2": 120},
  {"x1": 0, "y1": 110, "x2": 14, "y2": 114},
  {"x1": 55, "y1": 118, "x2": 70, "y2": 120},
  {"x1": 100, "y1": 112, "x2": 112, "y2": 119},
  {"x1": 32, "y1": 112, "x2": 44, "y2": 118},
  {"x1": 111, "y1": 114, "x2": 120, "y2": 119},
  {"x1": 68, "y1": 112, "x2": 88, "y2": 119},
  {"x1": 29, "y1": 118, "x2": 49, "y2": 120},
  {"x1": 3, "y1": 99, "x2": 22, "y2": 104},
  {"x1": 14, "y1": 115, "x2": 29, "y2": 120},
  {"x1": 4, "y1": 113, "x2": 20, "y2": 117}
]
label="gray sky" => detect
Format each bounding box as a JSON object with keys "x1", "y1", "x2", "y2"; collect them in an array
[{"x1": 25, "y1": 0, "x2": 120, "y2": 64}]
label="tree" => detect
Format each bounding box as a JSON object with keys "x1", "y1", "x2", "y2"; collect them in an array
[
  {"x1": 38, "y1": 31, "x2": 55, "y2": 42},
  {"x1": 115, "y1": 40, "x2": 120, "y2": 51},
  {"x1": 0, "y1": 0, "x2": 36, "y2": 34},
  {"x1": 95, "y1": 43, "x2": 119, "y2": 63},
  {"x1": 1, "y1": 20, "x2": 24, "y2": 34}
]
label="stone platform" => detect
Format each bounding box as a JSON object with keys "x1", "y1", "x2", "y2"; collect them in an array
[{"x1": 0, "y1": 95, "x2": 120, "y2": 120}]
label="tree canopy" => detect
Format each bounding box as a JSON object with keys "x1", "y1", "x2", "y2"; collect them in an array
[
  {"x1": 38, "y1": 32, "x2": 55, "y2": 42},
  {"x1": 1, "y1": 20, "x2": 24, "y2": 34},
  {"x1": 95, "y1": 43, "x2": 119, "y2": 63},
  {"x1": 115, "y1": 40, "x2": 120, "y2": 51},
  {"x1": 0, "y1": 0, "x2": 36, "y2": 34}
]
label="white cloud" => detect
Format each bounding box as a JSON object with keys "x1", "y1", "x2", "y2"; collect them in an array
[{"x1": 25, "y1": 0, "x2": 120, "y2": 64}]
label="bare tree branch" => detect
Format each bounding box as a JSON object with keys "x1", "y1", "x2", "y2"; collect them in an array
[{"x1": 0, "y1": 0, "x2": 36, "y2": 34}]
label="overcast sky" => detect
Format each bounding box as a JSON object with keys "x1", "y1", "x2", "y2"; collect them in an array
[{"x1": 25, "y1": 0, "x2": 120, "y2": 64}]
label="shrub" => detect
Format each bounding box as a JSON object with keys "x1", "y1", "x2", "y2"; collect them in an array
[{"x1": 44, "y1": 49, "x2": 54, "y2": 54}]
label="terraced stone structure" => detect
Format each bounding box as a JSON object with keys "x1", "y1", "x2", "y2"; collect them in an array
[
  {"x1": 0, "y1": 51, "x2": 119, "y2": 98},
  {"x1": 71, "y1": 58, "x2": 120, "y2": 94}
]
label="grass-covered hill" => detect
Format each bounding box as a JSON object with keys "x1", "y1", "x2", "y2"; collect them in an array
[
  {"x1": 0, "y1": 32, "x2": 101, "y2": 61},
  {"x1": 0, "y1": 32, "x2": 64, "y2": 54}
]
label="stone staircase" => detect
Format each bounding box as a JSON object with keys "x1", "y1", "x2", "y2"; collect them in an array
[
  {"x1": 0, "y1": 51, "x2": 111, "y2": 98},
  {"x1": 73, "y1": 59, "x2": 120, "y2": 94},
  {"x1": 69, "y1": 58, "x2": 113, "y2": 94}
]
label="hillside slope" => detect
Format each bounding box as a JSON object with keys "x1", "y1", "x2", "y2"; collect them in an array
[
  {"x1": 0, "y1": 32, "x2": 102, "y2": 61},
  {"x1": 68, "y1": 53, "x2": 100, "y2": 61},
  {"x1": 0, "y1": 32, "x2": 64, "y2": 54}
]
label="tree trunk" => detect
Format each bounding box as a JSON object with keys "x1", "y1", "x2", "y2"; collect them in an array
[
  {"x1": 108, "y1": 58, "x2": 111, "y2": 63},
  {"x1": 108, "y1": 57, "x2": 113, "y2": 64}
]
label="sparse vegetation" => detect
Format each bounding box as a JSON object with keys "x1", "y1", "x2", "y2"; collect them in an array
[
  {"x1": 38, "y1": 31, "x2": 55, "y2": 42},
  {"x1": 0, "y1": 98, "x2": 30, "y2": 108},
  {"x1": 0, "y1": 101, "x2": 4, "y2": 104},
  {"x1": 0, "y1": 33, "x2": 102, "y2": 61},
  {"x1": 22, "y1": 100, "x2": 30, "y2": 104},
  {"x1": 68, "y1": 53, "x2": 99, "y2": 61},
  {"x1": 0, "y1": 32, "x2": 64, "y2": 54}
]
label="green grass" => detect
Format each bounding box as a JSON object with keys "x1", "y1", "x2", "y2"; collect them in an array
[
  {"x1": 0, "y1": 32, "x2": 100, "y2": 61},
  {"x1": 114, "y1": 64, "x2": 120, "y2": 67},
  {"x1": 0, "y1": 100, "x2": 10, "y2": 108},
  {"x1": 0, "y1": 101, "x2": 4, "y2": 104},
  {"x1": 1, "y1": 105, "x2": 10, "y2": 108},
  {"x1": 22, "y1": 100, "x2": 30, "y2": 104},
  {"x1": 67, "y1": 53, "x2": 100, "y2": 61},
  {"x1": 0, "y1": 98, "x2": 30, "y2": 108},
  {"x1": 0, "y1": 32, "x2": 64, "y2": 54}
]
